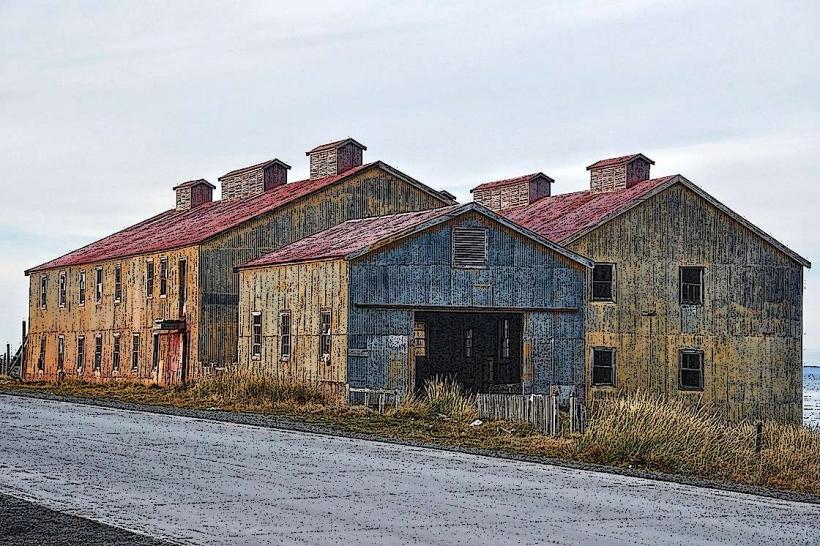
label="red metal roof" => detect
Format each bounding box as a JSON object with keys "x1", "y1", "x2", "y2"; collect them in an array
[
  {"x1": 239, "y1": 206, "x2": 459, "y2": 268},
  {"x1": 220, "y1": 159, "x2": 291, "y2": 179},
  {"x1": 471, "y1": 172, "x2": 554, "y2": 193},
  {"x1": 586, "y1": 153, "x2": 654, "y2": 170},
  {"x1": 26, "y1": 163, "x2": 380, "y2": 274},
  {"x1": 501, "y1": 176, "x2": 677, "y2": 243}
]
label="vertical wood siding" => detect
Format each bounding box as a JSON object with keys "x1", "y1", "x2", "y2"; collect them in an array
[
  {"x1": 25, "y1": 247, "x2": 200, "y2": 384},
  {"x1": 569, "y1": 184, "x2": 804, "y2": 422},
  {"x1": 347, "y1": 212, "x2": 587, "y2": 394},
  {"x1": 237, "y1": 260, "x2": 349, "y2": 390},
  {"x1": 199, "y1": 169, "x2": 447, "y2": 369}
]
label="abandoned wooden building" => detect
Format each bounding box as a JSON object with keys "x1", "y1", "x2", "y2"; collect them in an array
[
  {"x1": 23, "y1": 138, "x2": 456, "y2": 385},
  {"x1": 474, "y1": 154, "x2": 810, "y2": 422},
  {"x1": 236, "y1": 203, "x2": 591, "y2": 397}
]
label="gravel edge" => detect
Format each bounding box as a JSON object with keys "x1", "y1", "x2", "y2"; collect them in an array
[{"x1": 3, "y1": 387, "x2": 819, "y2": 506}]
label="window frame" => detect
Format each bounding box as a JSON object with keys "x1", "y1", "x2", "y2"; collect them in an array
[
  {"x1": 37, "y1": 336, "x2": 46, "y2": 371},
  {"x1": 279, "y1": 311, "x2": 291, "y2": 361},
  {"x1": 679, "y1": 349, "x2": 704, "y2": 391},
  {"x1": 131, "y1": 333, "x2": 140, "y2": 372},
  {"x1": 319, "y1": 309, "x2": 332, "y2": 363},
  {"x1": 57, "y1": 335, "x2": 65, "y2": 371},
  {"x1": 591, "y1": 262, "x2": 616, "y2": 302},
  {"x1": 146, "y1": 260, "x2": 155, "y2": 299},
  {"x1": 78, "y1": 271, "x2": 86, "y2": 306},
  {"x1": 39, "y1": 275, "x2": 47, "y2": 309},
  {"x1": 413, "y1": 321, "x2": 427, "y2": 357},
  {"x1": 451, "y1": 226, "x2": 488, "y2": 269},
  {"x1": 679, "y1": 266, "x2": 704, "y2": 306},
  {"x1": 94, "y1": 267, "x2": 103, "y2": 305},
  {"x1": 499, "y1": 318, "x2": 511, "y2": 360},
  {"x1": 58, "y1": 271, "x2": 67, "y2": 308},
  {"x1": 76, "y1": 335, "x2": 85, "y2": 372},
  {"x1": 591, "y1": 347, "x2": 616, "y2": 387},
  {"x1": 159, "y1": 257, "x2": 168, "y2": 298},
  {"x1": 112, "y1": 333, "x2": 121, "y2": 372},
  {"x1": 93, "y1": 334, "x2": 102, "y2": 371},
  {"x1": 151, "y1": 335, "x2": 159, "y2": 371},
  {"x1": 114, "y1": 264, "x2": 122, "y2": 303},
  {"x1": 251, "y1": 312, "x2": 262, "y2": 360}
]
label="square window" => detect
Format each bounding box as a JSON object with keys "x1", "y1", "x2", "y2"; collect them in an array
[
  {"x1": 679, "y1": 350, "x2": 704, "y2": 390},
  {"x1": 592, "y1": 263, "x2": 615, "y2": 301},
  {"x1": 592, "y1": 348, "x2": 615, "y2": 386},
  {"x1": 680, "y1": 267, "x2": 704, "y2": 305}
]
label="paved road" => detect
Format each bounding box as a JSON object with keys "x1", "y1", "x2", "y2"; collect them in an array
[{"x1": 1, "y1": 395, "x2": 819, "y2": 545}]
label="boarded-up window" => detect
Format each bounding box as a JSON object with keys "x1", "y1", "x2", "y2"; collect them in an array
[
  {"x1": 94, "y1": 268, "x2": 103, "y2": 304},
  {"x1": 499, "y1": 319, "x2": 510, "y2": 359},
  {"x1": 78, "y1": 271, "x2": 86, "y2": 305},
  {"x1": 131, "y1": 333, "x2": 140, "y2": 372},
  {"x1": 94, "y1": 335, "x2": 102, "y2": 371},
  {"x1": 280, "y1": 312, "x2": 291, "y2": 360},
  {"x1": 57, "y1": 336, "x2": 65, "y2": 371},
  {"x1": 680, "y1": 267, "x2": 704, "y2": 305},
  {"x1": 114, "y1": 264, "x2": 122, "y2": 303},
  {"x1": 146, "y1": 261, "x2": 155, "y2": 298},
  {"x1": 112, "y1": 334, "x2": 120, "y2": 371},
  {"x1": 464, "y1": 327, "x2": 473, "y2": 358},
  {"x1": 76, "y1": 336, "x2": 85, "y2": 371},
  {"x1": 37, "y1": 337, "x2": 45, "y2": 371},
  {"x1": 592, "y1": 348, "x2": 615, "y2": 386},
  {"x1": 320, "y1": 310, "x2": 332, "y2": 362},
  {"x1": 58, "y1": 271, "x2": 67, "y2": 307},
  {"x1": 413, "y1": 321, "x2": 426, "y2": 357},
  {"x1": 159, "y1": 257, "x2": 168, "y2": 297},
  {"x1": 592, "y1": 263, "x2": 615, "y2": 301},
  {"x1": 252, "y1": 312, "x2": 262, "y2": 359},
  {"x1": 39, "y1": 275, "x2": 47, "y2": 309},
  {"x1": 452, "y1": 227, "x2": 487, "y2": 268},
  {"x1": 679, "y1": 350, "x2": 704, "y2": 390}
]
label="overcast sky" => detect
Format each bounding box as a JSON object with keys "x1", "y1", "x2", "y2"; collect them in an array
[{"x1": 1, "y1": 0, "x2": 819, "y2": 360}]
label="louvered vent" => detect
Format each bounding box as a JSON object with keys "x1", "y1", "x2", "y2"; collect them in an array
[{"x1": 452, "y1": 227, "x2": 488, "y2": 268}]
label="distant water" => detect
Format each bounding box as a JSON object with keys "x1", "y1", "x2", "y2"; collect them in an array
[{"x1": 805, "y1": 367, "x2": 820, "y2": 428}]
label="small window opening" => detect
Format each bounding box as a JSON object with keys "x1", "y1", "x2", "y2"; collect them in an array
[
  {"x1": 592, "y1": 263, "x2": 615, "y2": 301},
  {"x1": 280, "y1": 312, "x2": 291, "y2": 360},
  {"x1": 94, "y1": 268, "x2": 103, "y2": 304},
  {"x1": 151, "y1": 336, "x2": 160, "y2": 371},
  {"x1": 112, "y1": 334, "x2": 121, "y2": 371},
  {"x1": 159, "y1": 257, "x2": 168, "y2": 297},
  {"x1": 320, "y1": 310, "x2": 332, "y2": 363},
  {"x1": 679, "y1": 350, "x2": 704, "y2": 390},
  {"x1": 146, "y1": 260, "x2": 154, "y2": 298},
  {"x1": 413, "y1": 321, "x2": 426, "y2": 357},
  {"x1": 680, "y1": 267, "x2": 704, "y2": 305},
  {"x1": 252, "y1": 312, "x2": 262, "y2": 360},
  {"x1": 39, "y1": 275, "x2": 47, "y2": 309},
  {"x1": 94, "y1": 335, "x2": 102, "y2": 371},
  {"x1": 592, "y1": 348, "x2": 616, "y2": 386},
  {"x1": 78, "y1": 271, "x2": 86, "y2": 305},
  {"x1": 58, "y1": 272, "x2": 67, "y2": 307},
  {"x1": 57, "y1": 336, "x2": 65, "y2": 371},
  {"x1": 37, "y1": 336, "x2": 46, "y2": 371},
  {"x1": 114, "y1": 264, "x2": 122, "y2": 303},
  {"x1": 131, "y1": 333, "x2": 140, "y2": 372},
  {"x1": 76, "y1": 336, "x2": 85, "y2": 372}
]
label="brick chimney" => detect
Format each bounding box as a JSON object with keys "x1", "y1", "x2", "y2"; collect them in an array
[
  {"x1": 306, "y1": 138, "x2": 366, "y2": 179},
  {"x1": 173, "y1": 179, "x2": 215, "y2": 211},
  {"x1": 471, "y1": 173, "x2": 553, "y2": 211},
  {"x1": 587, "y1": 154, "x2": 654, "y2": 193},
  {"x1": 218, "y1": 159, "x2": 291, "y2": 202}
]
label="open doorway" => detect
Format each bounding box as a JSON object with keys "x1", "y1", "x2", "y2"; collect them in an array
[{"x1": 413, "y1": 311, "x2": 522, "y2": 393}]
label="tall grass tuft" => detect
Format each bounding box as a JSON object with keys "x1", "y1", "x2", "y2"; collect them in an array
[
  {"x1": 190, "y1": 366, "x2": 328, "y2": 410},
  {"x1": 578, "y1": 392, "x2": 820, "y2": 492},
  {"x1": 420, "y1": 376, "x2": 478, "y2": 422}
]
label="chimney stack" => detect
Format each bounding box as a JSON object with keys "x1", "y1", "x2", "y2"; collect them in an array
[
  {"x1": 218, "y1": 159, "x2": 291, "y2": 202},
  {"x1": 471, "y1": 173, "x2": 553, "y2": 211},
  {"x1": 306, "y1": 138, "x2": 366, "y2": 179},
  {"x1": 587, "y1": 153, "x2": 654, "y2": 193},
  {"x1": 173, "y1": 179, "x2": 215, "y2": 211}
]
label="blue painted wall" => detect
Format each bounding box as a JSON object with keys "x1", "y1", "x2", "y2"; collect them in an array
[{"x1": 347, "y1": 211, "x2": 587, "y2": 394}]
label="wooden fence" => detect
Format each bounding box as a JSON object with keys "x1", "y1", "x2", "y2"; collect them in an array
[{"x1": 476, "y1": 391, "x2": 585, "y2": 436}]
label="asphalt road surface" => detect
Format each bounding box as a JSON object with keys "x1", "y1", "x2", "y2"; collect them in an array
[{"x1": 1, "y1": 395, "x2": 819, "y2": 545}]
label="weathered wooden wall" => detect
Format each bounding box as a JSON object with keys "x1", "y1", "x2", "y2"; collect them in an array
[
  {"x1": 347, "y1": 211, "x2": 587, "y2": 394},
  {"x1": 199, "y1": 167, "x2": 448, "y2": 369},
  {"x1": 25, "y1": 247, "x2": 199, "y2": 384},
  {"x1": 237, "y1": 260, "x2": 349, "y2": 390},
  {"x1": 569, "y1": 183, "x2": 804, "y2": 422}
]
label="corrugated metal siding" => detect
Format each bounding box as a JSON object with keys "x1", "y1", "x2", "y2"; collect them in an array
[{"x1": 348, "y1": 211, "x2": 587, "y2": 393}]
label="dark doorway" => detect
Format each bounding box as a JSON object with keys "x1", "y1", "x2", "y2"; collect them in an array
[{"x1": 413, "y1": 311, "x2": 523, "y2": 393}]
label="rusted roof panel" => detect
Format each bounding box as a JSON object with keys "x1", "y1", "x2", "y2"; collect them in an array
[
  {"x1": 26, "y1": 163, "x2": 377, "y2": 274},
  {"x1": 240, "y1": 207, "x2": 459, "y2": 268},
  {"x1": 502, "y1": 176, "x2": 676, "y2": 243}
]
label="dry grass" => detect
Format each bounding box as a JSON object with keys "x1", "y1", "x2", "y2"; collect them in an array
[
  {"x1": 4, "y1": 378, "x2": 818, "y2": 495},
  {"x1": 577, "y1": 392, "x2": 820, "y2": 493}
]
